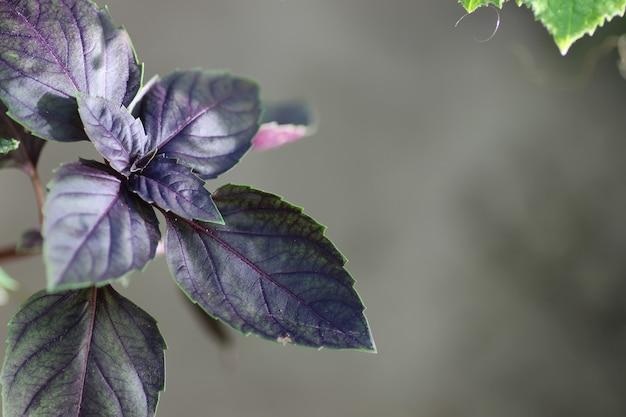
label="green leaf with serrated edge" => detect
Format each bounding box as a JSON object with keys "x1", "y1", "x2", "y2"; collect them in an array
[
  {"x1": 0, "y1": 267, "x2": 18, "y2": 292},
  {"x1": 527, "y1": 0, "x2": 626, "y2": 54},
  {"x1": 459, "y1": 0, "x2": 506, "y2": 12},
  {"x1": 1, "y1": 286, "x2": 165, "y2": 417},
  {"x1": 458, "y1": 0, "x2": 626, "y2": 54},
  {"x1": 164, "y1": 184, "x2": 375, "y2": 351},
  {"x1": 0, "y1": 138, "x2": 17, "y2": 155}
]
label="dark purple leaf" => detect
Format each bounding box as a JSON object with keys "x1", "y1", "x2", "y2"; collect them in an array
[
  {"x1": 97, "y1": 8, "x2": 142, "y2": 109},
  {"x1": 0, "y1": 0, "x2": 141, "y2": 142},
  {"x1": 261, "y1": 100, "x2": 314, "y2": 126},
  {"x1": 43, "y1": 160, "x2": 160, "y2": 291},
  {"x1": 16, "y1": 228, "x2": 42, "y2": 254},
  {"x1": 1, "y1": 286, "x2": 165, "y2": 417},
  {"x1": 0, "y1": 137, "x2": 17, "y2": 154},
  {"x1": 128, "y1": 157, "x2": 223, "y2": 223},
  {"x1": 77, "y1": 93, "x2": 147, "y2": 176},
  {"x1": 165, "y1": 184, "x2": 375, "y2": 351},
  {"x1": 0, "y1": 104, "x2": 46, "y2": 171},
  {"x1": 139, "y1": 70, "x2": 260, "y2": 179}
]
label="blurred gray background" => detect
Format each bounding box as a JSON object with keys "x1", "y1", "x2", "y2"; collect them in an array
[{"x1": 3, "y1": 1, "x2": 626, "y2": 416}]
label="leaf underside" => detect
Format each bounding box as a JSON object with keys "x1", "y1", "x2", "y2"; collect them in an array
[
  {"x1": 43, "y1": 160, "x2": 160, "y2": 291},
  {"x1": 165, "y1": 184, "x2": 375, "y2": 351},
  {"x1": 458, "y1": 0, "x2": 626, "y2": 54},
  {"x1": 1, "y1": 286, "x2": 166, "y2": 417}
]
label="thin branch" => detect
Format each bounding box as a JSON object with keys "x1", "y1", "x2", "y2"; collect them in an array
[
  {"x1": 28, "y1": 170, "x2": 45, "y2": 225},
  {"x1": 1, "y1": 111, "x2": 46, "y2": 224},
  {"x1": 0, "y1": 243, "x2": 36, "y2": 263}
]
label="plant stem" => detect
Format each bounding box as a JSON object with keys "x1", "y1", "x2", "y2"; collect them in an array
[
  {"x1": 0, "y1": 243, "x2": 33, "y2": 263},
  {"x1": 28, "y1": 169, "x2": 45, "y2": 225},
  {"x1": 2, "y1": 111, "x2": 46, "y2": 224}
]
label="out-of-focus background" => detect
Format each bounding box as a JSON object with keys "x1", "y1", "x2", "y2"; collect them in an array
[{"x1": 3, "y1": 1, "x2": 626, "y2": 416}]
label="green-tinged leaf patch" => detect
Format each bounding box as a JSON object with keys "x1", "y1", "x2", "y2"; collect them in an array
[
  {"x1": 459, "y1": 0, "x2": 626, "y2": 54},
  {"x1": 0, "y1": 138, "x2": 18, "y2": 154}
]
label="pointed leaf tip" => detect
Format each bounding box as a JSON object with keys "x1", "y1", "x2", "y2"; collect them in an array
[
  {"x1": 77, "y1": 93, "x2": 148, "y2": 176},
  {"x1": 458, "y1": 0, "x2": 626, "y2": 55},
  {"x1": 165, "y1": 184, "x2": 375, "y2": 351},
  {"x1": 128, "y1": 157, "x2": 224, "y2": 223}
]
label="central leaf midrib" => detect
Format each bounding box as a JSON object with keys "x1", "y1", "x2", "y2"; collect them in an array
[
  {"x1": 56, "y1": 181, "x2": 121, "y2": 284},
  {"x1": 190, "y1": 218, "x2": 348, "y2": 338},
  {"x1": 74, "y1": 286, "x2": 98, "y2": 417}
]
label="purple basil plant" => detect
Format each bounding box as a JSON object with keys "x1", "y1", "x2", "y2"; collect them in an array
[{"x1": 0, "y1": 0, "x2": 375, "y2": 415}]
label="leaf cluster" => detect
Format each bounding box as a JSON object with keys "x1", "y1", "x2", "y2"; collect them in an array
[{"x1": 0, "y1": 0, "x2": 374, "y2": 415}]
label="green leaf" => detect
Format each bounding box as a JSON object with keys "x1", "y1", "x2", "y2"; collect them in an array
[
  {"x1": 1, "y1": 286, "x2": 166, "y2": 417},
  {"x1": 458, "y1": 0, "x2": 626, "y2": 54},
  {"x1": 0, "y1": 267, "x2": 19, "y2": 292},
  {"x1": 0, "y1": 267, "x2": 18, "y2": 306},
  {"x1": 0, "y1": 138, "x2": 18, "y2": 155},
  {"x1": 460, "y1": 0, "x2": 506, "y2": 12}
]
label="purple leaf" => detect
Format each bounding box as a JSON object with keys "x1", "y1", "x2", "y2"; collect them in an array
[
  {"x1": 17, "y1": 228, "x2": 42, "y2": 254},
  {"x1": 128, "y1": 157, "x2": 223, "y2": 223},
  {"x1": 1, "y1": 286, "x2": 165, "y2": 417},
  {"x1": 77, "y1": 93, "x2": 147, "y2": 176},
  {"x1": 252, "y1": 122, "x2": 310, "y2": 151},
  {"x1": 0, "y1": 0, "x2": 141, "y2": 142},
  {"x1": 97, "y1": 9, "x2": 142, "y2": 109},
  {"x1": 139, "y1": 70, "x2": 260, "y2": 179},
  {"x1": 253, "y1": 100, "x2": 316, "y2": 151},
  {"x1": 43, "y1": 160, "x2": 160, "y2": 291},
  {"x1": 165, "y1": 184, "x2": 375, "y2": 351}
]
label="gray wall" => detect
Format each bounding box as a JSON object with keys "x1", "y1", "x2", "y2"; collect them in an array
[{"x1": 3, "y1": 1, "x2": 626, "y2": 416}]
